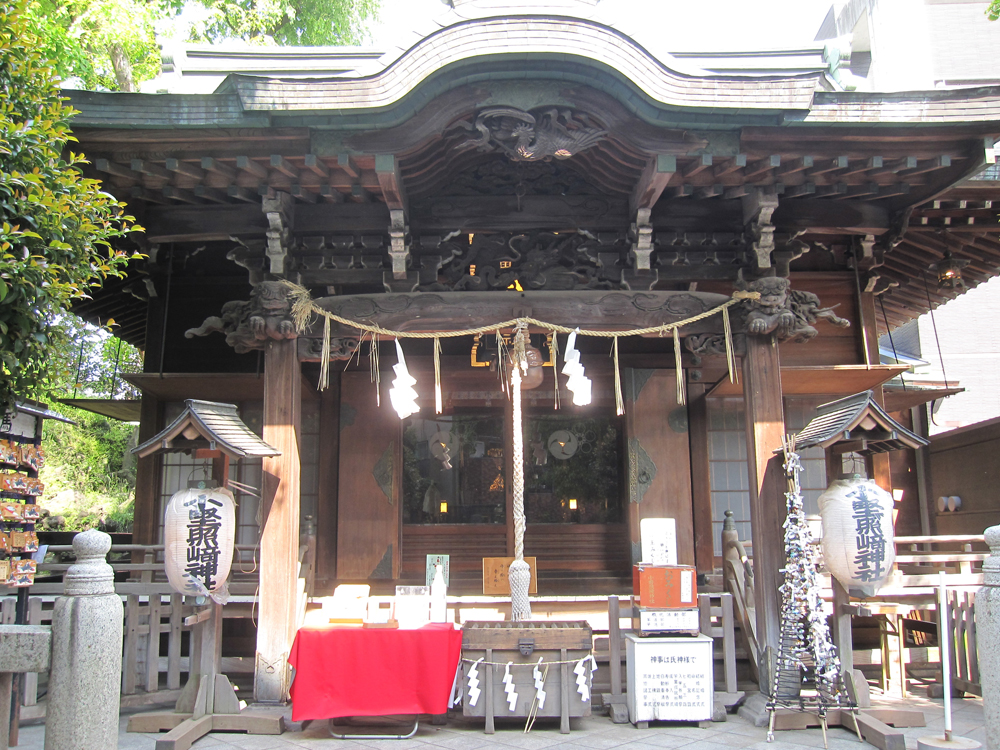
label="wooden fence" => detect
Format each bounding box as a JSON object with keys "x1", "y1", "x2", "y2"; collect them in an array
[{"x1": 5, "y1": 534, "x2": 316, "y2": 719}]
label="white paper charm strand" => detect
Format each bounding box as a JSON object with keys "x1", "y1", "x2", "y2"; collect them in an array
[
  {"x1": 503, "y1": 661, "x2": 518, "y2": 711},
  {"x1": 574, "y1": 655, "x2": 597, "y2": 701},
  {"x1": 532, "y1": 657, "x2": 547, "y2": 710},
  {"x1": 467, "y1": 658, "x2": 483, "y2": 707}
]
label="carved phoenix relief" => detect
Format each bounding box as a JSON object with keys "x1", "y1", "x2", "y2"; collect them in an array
[{"x1": 452, "y1": 107, "x2": 607, "y2": 162}]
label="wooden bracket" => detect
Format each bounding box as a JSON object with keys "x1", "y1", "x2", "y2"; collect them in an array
[
  {"x1": 262, "y1": 192, "x2": 294, "y2": 276},
  {"x1": 630, "y1": 207, "x2": 654, "y2": 270},
  {"x1": 742, "y1": 190, "x2": 780, "y2": 270},
  {"x1": 388, "y1": 208, "x2": 410, "y2": 280}
]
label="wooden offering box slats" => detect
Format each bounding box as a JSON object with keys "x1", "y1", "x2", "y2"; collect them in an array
[{"x1": 461, "y1": 621, "x2": 593, "y2": 734}]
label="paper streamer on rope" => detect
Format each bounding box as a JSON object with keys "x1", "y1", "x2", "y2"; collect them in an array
[
  {"x1": 503, "y1": 662, "x2": 518, "y2": 711},
  {"x1": 722, "y1": 305, "x2": 738, "y2": 384},
  {"x1": 466, "y1": 658, "x2": 483, "y2": 707},
  {"x1": 434, "y1": 337, "x2": 443, "y2": 414},
  {"x1": 673, "y1": 328, "x2": 686, "y2": 406},
  {"x1": 612, "y1": 336, "x2": 624, "y2": 416},
  {"x1": 389, "y1": 339, "x2": 419, "y2": 418},
  {"x1": 532, "y1": 658, "x2": 547, "y2": 710},
  {"x1": 574, "y1": 655, "x2": 597, "y2": 702}
]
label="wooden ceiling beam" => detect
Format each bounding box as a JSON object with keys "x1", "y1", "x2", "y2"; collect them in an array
[
  {"x1": 270, "y1": 155, "x2": 299, "y2": 180},
  {"x1": 96, "y1": 158, "x2": 140, "y2": 181},
  {"x1": 630, "y1": 154, "x2": 676, "y2": 213},
  {"x1": 166, "y1": 158, "x2": 206, "y2": 181},
  {"x1": 236, "y1": 156, "x2": 269, "y2": 181},
  {"x1": 130, "y1": 159, "x2": 172, "y2": 181},
  {"x1": 201, "y1": 157, "x2": 237, "y2": 181},
  {"x1": 305, "y1": 154, "x2": 330, "y2": 179}
]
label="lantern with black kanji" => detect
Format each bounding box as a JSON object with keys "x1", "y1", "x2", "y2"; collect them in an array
[
  {"x1": 818, "y1": 477, "x2": 895, "y2": 597},
  {"x1": 164, "y1": 487, "x2": 236, "y2": 603}
]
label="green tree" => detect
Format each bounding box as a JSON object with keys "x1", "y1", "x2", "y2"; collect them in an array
[
  {"x1": 25, "y1": 0, "x2": 380, "y2": 93},
  {"x1": 990, "y1": 1, "x2": 1000, "y2": 21},
  {"x1": 0, "y1": 0, "x2": 141, "y2": 413}
]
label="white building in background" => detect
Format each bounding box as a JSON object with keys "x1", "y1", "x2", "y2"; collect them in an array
[{"x1": 816, "y1": 0, "x2": 1000, "y2": 90}]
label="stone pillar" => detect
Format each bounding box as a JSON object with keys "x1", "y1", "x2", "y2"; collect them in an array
[
  {"x1": 45, "y1": 529, "x2": 124, "y2": 750},
  {"x1": 977, "y1": 524, "x2": 1000, "y2": 750}
]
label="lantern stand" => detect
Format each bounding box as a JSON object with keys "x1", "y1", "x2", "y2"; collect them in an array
[
  {"x1": 772, "y1": 390, "x2": 929, "y2": 746},
  {"x1": 126, "y1": 400, "x2": 283, "y2": 749}
]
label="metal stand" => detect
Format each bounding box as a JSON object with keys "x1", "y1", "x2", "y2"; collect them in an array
[{"x1": 328, "y1": 718, "x2": 419, "y2": 739}]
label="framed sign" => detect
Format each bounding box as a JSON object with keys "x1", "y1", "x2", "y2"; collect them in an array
[{"x1": 483, "y1": 556, "x2": 538, "y2": 595}]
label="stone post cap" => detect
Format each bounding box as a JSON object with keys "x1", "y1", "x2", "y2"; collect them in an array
[
  {"x1": 984, "y1": 524, "x2": 1000, "y2": 586},
  {"x1": 65, "y1": 529, "x2": 115, "y2": 596}
]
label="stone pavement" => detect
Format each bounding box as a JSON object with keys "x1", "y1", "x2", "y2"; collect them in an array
[{"x1": 9, "y1": 692, "x2": 985, "y2": 750}]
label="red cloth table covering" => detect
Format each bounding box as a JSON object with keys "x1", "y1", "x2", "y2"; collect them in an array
[{"x1": 287, "y1": 623, "x2": 463, "y2": 722}]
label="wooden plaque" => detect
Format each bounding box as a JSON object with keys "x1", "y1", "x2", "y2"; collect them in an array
[{"x1": 483, "y1": 556, "x2": 538, "y2": 595}]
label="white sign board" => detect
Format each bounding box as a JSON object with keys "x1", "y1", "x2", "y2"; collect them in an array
[
  {"x1": 638, "y1": 608, "x2": 700, "y2": 634},
  {"x1": 640, "y1": 518, "x2": 677, "y2": 565},
  {"x1": 626, "y1": 633, "x2": 713, "y2": 723}
]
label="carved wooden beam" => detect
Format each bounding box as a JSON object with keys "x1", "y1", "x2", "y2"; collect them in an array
[
  {"x1": 262, "y1": 191, "x2": 294, "y2": 275},
  {"x1": 630, "y1": 154, "x2": 676, "y2": 214},
  {"x1": 306, "y1": 290, "x2": 732, "y2": 341}
]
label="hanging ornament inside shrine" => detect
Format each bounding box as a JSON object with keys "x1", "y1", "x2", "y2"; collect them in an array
[
  {"x1": 164, "y1": 486, "x2": 237, "y2": 604},
  {"x1": 819, "y1": 477, "x2": 895, "y2": 598},
  {"x1": 389, "y1": 339, "x2": 420, "y2": 419},
  {"x1": 561, "y1": 330, "x2": 592, "y2": 406}
]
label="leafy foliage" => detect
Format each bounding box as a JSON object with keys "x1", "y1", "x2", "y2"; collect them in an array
[
  {"x1": 0, "y1": 0, "x2": 141, "y2": 412},
  {"x1": 990, "y1": 0, "x2": 1000, "y2": 21},
  {"x1": 25, "y1": 0, "x2": 380, "y2": 92},
  {"x1": 189, "y1": 0, "x2": 380, "y2": 46},
  {"x1": 41, "y1": 402, "x2": 137, "y2": 532}
]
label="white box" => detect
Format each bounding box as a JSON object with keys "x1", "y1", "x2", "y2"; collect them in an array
[
  {"x1": 640, "y1": 518, "x2": 677, "y2": 565},
  {"x1": 626, "y1": 633, "x2": 713, "y2": 723},
  {"x1": 637, "y1": 608, "x2": 700, "y2": 634}
]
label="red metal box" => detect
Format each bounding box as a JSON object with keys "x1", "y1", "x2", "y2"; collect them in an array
[{"x1": 632, "y1": 564, "x2": 697, "y2": 608}]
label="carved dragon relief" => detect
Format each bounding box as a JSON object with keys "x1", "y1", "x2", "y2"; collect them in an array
[
  {"x1": 420, "y1": 231, "x2": 625, "y2": 292},
  {"x1": 685, "y1": 273, "x2": 851, "y2": 357},
  {"x1": 184, "y1": 280, "x2": 298, "y2": 353},
  {"x1": 451, "y1": 107, "x2": 607, "y2": 162}
]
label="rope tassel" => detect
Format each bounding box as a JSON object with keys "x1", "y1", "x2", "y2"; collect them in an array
[
  {"x1": 434, "y1": 337, "x2": 443, "y2": 414},
  {"x1": 612, "y1": 336, "x2": 624, "y2": 416},
  {"x1": 673, "y1": 327, "x2": 686, "y2": 406}
]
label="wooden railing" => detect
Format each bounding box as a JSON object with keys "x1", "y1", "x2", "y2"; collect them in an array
[
  {"x1": 721, "y1": 512, "x2": 758, "y2": 682},
  {"x1": 5, "y1": 532, "x2": 317, "y2": 717},
  {"x1": 720, "y1": 518, "x2": 987, "y2": 695}
]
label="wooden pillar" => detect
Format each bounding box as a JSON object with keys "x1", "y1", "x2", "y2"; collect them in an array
[
  {"x1": 742, "y1": 334, "x2": 786, "y2": 690},
  {"x1": 315, "y1": 373, "x2": 340, "y2": 587},
  {"x1": 131, "y1": 395, "x2": 161, "y2": 546},
  {"x1": 860, "y1": 292, "x2": 891, "y2": 492},
  {"x1": 254, "y1": 338, "x2": 301, "y2": 704},
  {"x1": 687, "y1": 382, "x2": 714, "y2": 575}
]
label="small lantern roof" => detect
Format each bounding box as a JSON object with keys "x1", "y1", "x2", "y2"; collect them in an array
[
  {"x1": 794, "y1": 390, "x2": 928, "y2": 454},
  {"x1": 133, "y1": 399, "x2": 280, "y2": 459}
]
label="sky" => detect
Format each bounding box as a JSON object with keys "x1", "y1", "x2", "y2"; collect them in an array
[{"x1": 368, "y1": 0, "x2": 835, "y2": 53}]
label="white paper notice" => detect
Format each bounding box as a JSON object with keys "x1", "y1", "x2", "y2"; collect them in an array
[
  {"x1": 681, "y1": 569, "x2": 693, "y2": 604},
  {"x1": 640, "y1": 518, "x2": 677, "y2": 565}
]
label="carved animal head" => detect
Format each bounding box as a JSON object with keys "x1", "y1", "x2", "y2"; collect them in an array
[
  {"x1": 251, "y1": 281, "x2": 293, "y2": 311},
  {"x1": 747, "y1": 276, "x2": 790, "y2": 311}
]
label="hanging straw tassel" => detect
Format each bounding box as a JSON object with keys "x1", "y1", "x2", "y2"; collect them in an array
[
  {"x1": 434, "y1": 337, "x2": 443, "y2": 414},
  {"x1": 612, "y1": 336, "x2": 624, "y2": 417},
  {"x1": 370, "y1": 335, "x2": 381, "y2": 406},
  {"x1": 673, "y1": 328, "x2": 686, "y2": 406},
  {"x1": 722, "y1": 305, "x2": 738, "y2": 384},
  {"x1": 550, "y1": 333, "x2": 560, "y2": 410},
  {"x1": 318, "y1": 315, "x2": 332, "y2": 391}
]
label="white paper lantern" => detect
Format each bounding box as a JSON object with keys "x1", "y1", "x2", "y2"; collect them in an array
[
  {"x1": 818, "y1": 478, "x2": 895, "y2": 598},
  {"x1": 164, "y1": 487, "x2": 236, "y2": 604}
]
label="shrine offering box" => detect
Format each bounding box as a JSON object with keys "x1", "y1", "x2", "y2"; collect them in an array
[
  {"x1": 632, "y1": 564, "x2": 697, "y2": 608},
  {"x1": 462, "y1": 621, "x2": 593, "y2": 732},
  {"x1": 625, "y1": 633, "x2": 713, "y2": 723}
]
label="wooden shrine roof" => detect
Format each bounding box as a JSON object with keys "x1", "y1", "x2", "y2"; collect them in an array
[
  {"x1": 62, "y1": 9, "x2": 1000, "y2": 350},
  {"x1": 133, "y1": 399, "x2": 280, "y2": 459},
  {"x1": 793, "y1": 390, "x2": 929, "y2": 453}
]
